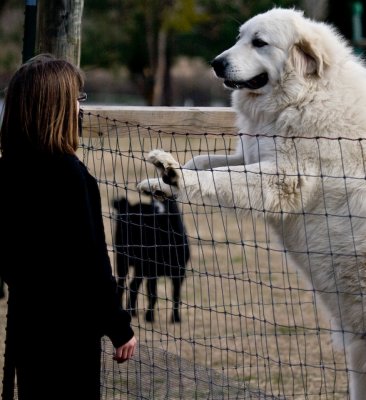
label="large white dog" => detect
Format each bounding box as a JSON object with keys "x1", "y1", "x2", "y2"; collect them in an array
[{"x1": 138, "y1": 8, "x2": 366, "y2": 398}]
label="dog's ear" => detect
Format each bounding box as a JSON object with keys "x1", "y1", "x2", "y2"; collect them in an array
[{"x1": 290, "y1": 38, "x2": 330, "y2": 78}]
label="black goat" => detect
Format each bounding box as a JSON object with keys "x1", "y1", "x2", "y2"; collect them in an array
[{"x1": 113, "y1": 195, "x2": 190, "y2": 323}]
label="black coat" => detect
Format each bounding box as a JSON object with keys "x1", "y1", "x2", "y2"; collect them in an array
[{"x1": 0, "y1": 152, "x2": 134, "y2": 400}]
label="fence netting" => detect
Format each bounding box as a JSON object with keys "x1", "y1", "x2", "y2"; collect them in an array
[{"x1": 80, "y1": 111, "x2": 354, "y2": 400}]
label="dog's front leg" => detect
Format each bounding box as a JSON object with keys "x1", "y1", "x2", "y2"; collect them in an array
[
  {"x1": 183, "y1": 153, "x2": 245, "y2": 170},
  {"x1": 137, "y1": 150, "x2": 307, "y2": 215}
]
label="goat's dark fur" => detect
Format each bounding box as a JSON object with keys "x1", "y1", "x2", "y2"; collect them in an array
[{"x1": 113, "y1": 195, "x2": 190, "y2": 323}]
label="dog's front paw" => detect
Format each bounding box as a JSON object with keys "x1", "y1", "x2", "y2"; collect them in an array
[
  {"x1": 137, "y1": 178, "x2": 172, "y2": 200},
  {"x1": 146, "y1": 150, "x2": 181, "y2": 187}
]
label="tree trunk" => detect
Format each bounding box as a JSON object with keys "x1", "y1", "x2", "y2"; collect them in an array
[
  {"x1": 152, "y1": 28, "x2": 167, "y2": 106},
  {"x1": 144, "y1": 1, "x2": 173, "y2": 106},
  {"x1": 143, "y1": 4, "x2": 156, "y2": 105},
  {"x1": 36, "y1": 0, "x2": 84, "y2": 66}
]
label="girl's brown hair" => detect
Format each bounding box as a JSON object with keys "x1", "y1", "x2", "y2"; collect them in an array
[{"x1": 0, "y1": 53, "x2": 84, "y2": 155}]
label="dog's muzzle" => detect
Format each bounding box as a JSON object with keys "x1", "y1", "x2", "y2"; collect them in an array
[
  {"x1": 211, "y1": 57, "x2": 268, "y2": 90},
  {"x1": 224, "y1": 73, "x2": 269, "y2": 90}
]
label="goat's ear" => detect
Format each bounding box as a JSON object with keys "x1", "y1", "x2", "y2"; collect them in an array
[
  {"x1": 289, "y1": 37, "x2": 330, "y2": 78},
  {"x1": 113, "y1": 199, "x2": 119, "y2": 210}
]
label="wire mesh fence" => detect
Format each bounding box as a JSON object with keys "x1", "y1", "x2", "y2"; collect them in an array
[{"x1": 78, "y1": 109, "x2": 355, "y2": 399}]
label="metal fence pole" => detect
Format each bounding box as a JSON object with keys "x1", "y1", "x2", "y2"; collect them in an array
[{"x1": 22, "y1": 0, "x2": 38, "y2": 63}]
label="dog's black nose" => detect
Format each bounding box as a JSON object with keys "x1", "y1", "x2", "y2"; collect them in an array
[{"x1": 211, "y1": 57, "x2": 228, "y2": 78}]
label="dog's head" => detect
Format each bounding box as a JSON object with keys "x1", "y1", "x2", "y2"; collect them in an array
[
  {"x1": 211, "y1": 8, "x2": 344, "y2": 97},
  {"x1": 113, "y1": 197, "x2": 130, "y2": 214}
]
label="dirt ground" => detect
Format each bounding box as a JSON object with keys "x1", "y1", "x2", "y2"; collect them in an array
[{"x1": 0, "y1": 126, "x2": 350, "y2": 399}]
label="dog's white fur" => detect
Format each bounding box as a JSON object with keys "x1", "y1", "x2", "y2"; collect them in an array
[{"x1": 138, "y1": 8, "x2": 366, "y2": 397}]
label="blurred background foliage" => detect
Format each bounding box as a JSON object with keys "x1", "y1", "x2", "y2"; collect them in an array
[
  {"x1": 0, "y1": 0, "x2": 364, "y2": 106},
  {"x1": 80, "y1": 0, "x2": 299, "y2": 105}
]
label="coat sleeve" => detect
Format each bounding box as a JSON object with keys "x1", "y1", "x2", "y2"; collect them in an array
[{"x1": 61, "y1": 157, "x2": 134, "y2": 348}]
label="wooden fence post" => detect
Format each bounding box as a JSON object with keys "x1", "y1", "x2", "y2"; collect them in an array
[{"x1": 35, "y1": 0, "x2": 84, "y2": 66}]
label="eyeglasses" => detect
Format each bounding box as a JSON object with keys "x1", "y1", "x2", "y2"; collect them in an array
[{"x1": 77, "y1": 92, "x2": 87, "y2": 102}]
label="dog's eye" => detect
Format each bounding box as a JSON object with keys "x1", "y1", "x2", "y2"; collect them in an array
[{"x1": 252, "y1": 38, "x2": 268, "y2": 48}]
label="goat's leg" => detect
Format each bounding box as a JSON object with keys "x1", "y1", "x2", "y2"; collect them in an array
[
  {"x1": 116, "y1": 255, "x2": 129, "y2": 308},
  {"x1": 145, "y1": 278, "x2": 158, "y2": 322},
  {"x1": 171, "y1": 276, "x2": 184, "y2": 323},
  {"x1": 116, "y1": 276, "x2": 125, "y2": 309},
  {"x1": 128, "y1": 276, "x2": 143, "y2": 316}
]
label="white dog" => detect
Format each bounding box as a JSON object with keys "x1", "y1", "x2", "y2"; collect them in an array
[{"x1": 138, "y1": 8, "x2": 366, "y2": 398}]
